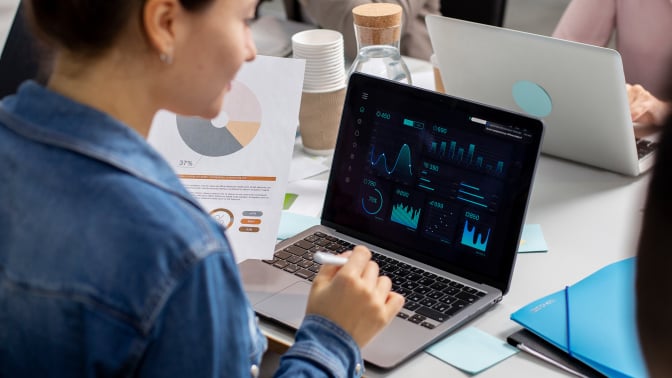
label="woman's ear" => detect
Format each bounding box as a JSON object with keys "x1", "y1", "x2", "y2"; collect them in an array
[{"x1": 143, "y1": 0, "x2": 180, "y2": 62}]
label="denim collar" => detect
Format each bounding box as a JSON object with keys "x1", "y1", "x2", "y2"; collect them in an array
[{"x1": 0, "y1": 81, "x2": 199, "y2": 208}]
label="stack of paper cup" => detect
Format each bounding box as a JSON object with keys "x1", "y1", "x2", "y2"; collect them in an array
[
  {"x1": 292, "y1": 29, "x2": 346, "y2": 92},
  {"x1": 292, "y1": 29, "x2": 347, "y2": 155}
]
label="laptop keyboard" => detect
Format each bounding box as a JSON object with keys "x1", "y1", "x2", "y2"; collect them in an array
[
  {"x1": 636, "y1": 138, "x2": 658, "y2": 159},
  {"x1": 264, "y1": 231, "x2": 487, "y2": 329}
]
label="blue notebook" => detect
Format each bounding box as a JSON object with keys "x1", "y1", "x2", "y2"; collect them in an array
[{"x1": 510, "y1": 258, "x2": 648, "y2": 377}]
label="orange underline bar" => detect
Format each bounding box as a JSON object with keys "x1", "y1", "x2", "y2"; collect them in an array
[{"x1": 179, "y1": 175, "x2": 277, "y2": 181}]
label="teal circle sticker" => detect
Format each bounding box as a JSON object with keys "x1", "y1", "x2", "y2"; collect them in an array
[{"x1": 512, "y1": 80, "x2": 552, "y2": 118}]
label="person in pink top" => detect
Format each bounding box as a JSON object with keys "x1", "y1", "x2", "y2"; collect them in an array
[{"x1": 553, "y1": 0, "x2": 672, "y2": 126}]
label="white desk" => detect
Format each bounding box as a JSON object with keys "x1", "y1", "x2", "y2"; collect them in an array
[
  {"x1": 255, "y1": 47, "x2": 650, "y2": 376},
  {"x1": 366, "y1": 154, "x2": 648, "y2": 377},
  {"x1": 263, "y1": 148, "x2": 649, "y2": 376}
]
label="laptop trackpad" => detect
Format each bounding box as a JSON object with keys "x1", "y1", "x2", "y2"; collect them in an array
[{"x1": 255, "y1": 281, "x2": 311, "y2": 329}]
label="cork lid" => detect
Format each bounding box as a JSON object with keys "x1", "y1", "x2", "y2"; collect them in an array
[{"x1": 352, "y1": 3, "x2": 402, "y2": 28}]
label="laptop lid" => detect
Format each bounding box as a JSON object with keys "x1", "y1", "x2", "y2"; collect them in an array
[
  {"x1": 321, "y1": 72, "x2": 544, "y2": 295},
  {"x1": 426, "y1": 15, "x2": 645, "y2": 176}
]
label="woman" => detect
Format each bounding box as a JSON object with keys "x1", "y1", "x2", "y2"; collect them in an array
[
  {"x1": 0, "y1": 0, "x2": 404, "y2": 376},
  {"x1": 553, "y1": 0, "x2": 672, "y2": 126}
]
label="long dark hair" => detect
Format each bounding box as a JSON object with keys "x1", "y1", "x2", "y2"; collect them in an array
[{"x1": 636, "y1": 71, "x2": 672, "y2": 377}]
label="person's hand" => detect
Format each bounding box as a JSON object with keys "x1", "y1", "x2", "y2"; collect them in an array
[
  {"x1": 306, "y1": 246, "x2": 405, "y2": 347},
  {"x1": 626, "y1": 83, "x2": 670, "y2": 126}
]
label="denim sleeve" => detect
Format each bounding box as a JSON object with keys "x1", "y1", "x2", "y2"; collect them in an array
[
  {"x1": 136, "y1": 252, "x2": 266, "y2": 378},
  {"x1": 274, "y1": 314, "x2": 365, "y2": 378}
]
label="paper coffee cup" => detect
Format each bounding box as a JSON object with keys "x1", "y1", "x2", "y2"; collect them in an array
[{"x1": 299, "y1": 87, "x2": 347, "y2": 154}]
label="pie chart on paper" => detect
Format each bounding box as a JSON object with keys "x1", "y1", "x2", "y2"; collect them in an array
[{"x1": 176, "y1": 81, "x2": 262, "y2": 156}]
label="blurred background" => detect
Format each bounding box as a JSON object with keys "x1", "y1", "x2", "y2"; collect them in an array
[{"x1": 257, "y1": 0, "x2": 572, "y2": 37}]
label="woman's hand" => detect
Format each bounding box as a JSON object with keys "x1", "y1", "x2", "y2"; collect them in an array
[
  {"x1": 306, "y1": 246, "x2": 405, "y2": 347},
  {"x1": 627, "y1": 84, "x2": 670, "y2": 126}
]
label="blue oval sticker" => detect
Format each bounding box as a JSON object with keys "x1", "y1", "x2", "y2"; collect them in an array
[{"x1": 512, "y1": 80, "x2": 552, "y2": 118}]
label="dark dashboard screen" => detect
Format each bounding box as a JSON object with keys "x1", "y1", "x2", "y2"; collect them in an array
[{"x1": 322, "y1": 73, "x2": 544, "y2": 293}]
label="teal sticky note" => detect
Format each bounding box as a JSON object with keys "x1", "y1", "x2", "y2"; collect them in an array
[
  {"x1": 518, "y1": 224, "x2": 548, "y2": 253},
  {"x1": 277, "y1": 211, "x2": 320, "y2": 240},
  {"x1": 426, "y1": 327, "x2": 518, "y2": 374}
]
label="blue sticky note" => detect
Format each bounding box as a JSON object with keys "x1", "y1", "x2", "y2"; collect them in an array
[
  {"x1": 518, "y1": 224, "x2": 548, "y2": 253},
  {"x1": 277, "y1": 211, "x2": 320, "y2": 240},
  {"x1": 426, "y1": 327, "x2": 519, "y2": 374}
]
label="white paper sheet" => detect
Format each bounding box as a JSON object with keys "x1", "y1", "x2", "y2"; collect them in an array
[
  {"x1": 148, "y1": 55, "x2": 305, "y2": 262},
  {"x1": 284, "y1": 179, "x2": 328, "y2": 217},
  {"x1": 287, "y1": 137, "x2": 331, "y2": 182}
]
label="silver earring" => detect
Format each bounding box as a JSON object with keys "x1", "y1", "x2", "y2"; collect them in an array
[{"x1": 159, "y1": 52, "x2": 173, "y2": 64}]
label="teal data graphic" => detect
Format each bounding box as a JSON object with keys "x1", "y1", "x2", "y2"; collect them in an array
[
  {"x1": 389, "y1": 188, "x2": 423, "y2": 230},
  {"x1": 417, "y1": 165, "x2": 503, "y2": 212},
  {"x1": 425, "y1": 124, "x2": 514, "y2": 177},
  {"x1": 360, "y1": 177, "x2": 386, "y2": 218},
  {"x1": 369, "y1": 144, "x2": 413, "y2": 182},
  {"x1": 422, "y1": 199, "x2": 459, "y2": 245},
  {"x1": 429, "y1": 139, "x2": 505, "y2": 175},
  {"x1": 457, "y1": 182, "x2": 489, "y2": 209},
  {"x1": 362, "y1": 187, "x2": 384, "y2": 215},
  {"x1": 460, "y1": 212, "x2": 493, "y2": 253},
  {"x1": 391, "y1": 203, "x2": 421, "y2": 229}
]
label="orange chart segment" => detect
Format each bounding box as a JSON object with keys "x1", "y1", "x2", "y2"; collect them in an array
[{"x1": 228, "y1": 121, "x2": 261, "y2": 146}]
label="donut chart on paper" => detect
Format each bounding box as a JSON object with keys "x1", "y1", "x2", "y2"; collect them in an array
[
  {"x1": 210, "y1": 208, "x2": 235, "y2": 229},
  {"x1": 176, "y1": 81, "x2": 262, "y2": 156}
]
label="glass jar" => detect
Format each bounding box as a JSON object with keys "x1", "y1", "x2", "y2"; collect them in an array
[{"x1": 348, "y1": 3, "x2": 412, "y2": 85}]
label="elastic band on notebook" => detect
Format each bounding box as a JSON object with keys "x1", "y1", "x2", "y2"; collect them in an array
[{"x1": 564, "y1": 285, "x2": 573, "y2": 357}]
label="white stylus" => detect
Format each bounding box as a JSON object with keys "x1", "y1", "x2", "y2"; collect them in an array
[{"x1": 314, "y1": 251, "x2": 348, "y2": 266}]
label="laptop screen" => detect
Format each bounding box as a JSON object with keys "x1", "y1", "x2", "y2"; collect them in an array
[{"x1": 322, "y1": 73, "x2": 543, "y2": 293}]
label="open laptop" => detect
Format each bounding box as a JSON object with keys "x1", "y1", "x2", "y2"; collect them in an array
[
  {"x1": 426, "y1": 15, "x2": 658, "y2": 176},
  {"x1": 239, "y1": 72, "x2": 544, "y2": 369}
]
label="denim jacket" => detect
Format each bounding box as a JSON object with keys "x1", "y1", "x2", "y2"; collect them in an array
[{"x1": 0, "y1": 82, "x2": 364, "y2": 377}]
